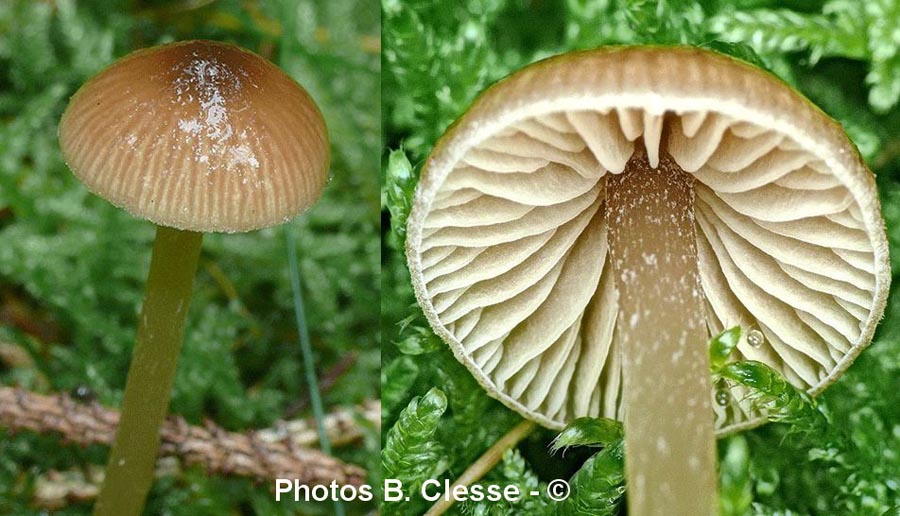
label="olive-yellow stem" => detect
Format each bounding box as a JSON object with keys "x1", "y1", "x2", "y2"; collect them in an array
[{"x1": 93, "y1": 225, "x2": 203, "y2": 516}]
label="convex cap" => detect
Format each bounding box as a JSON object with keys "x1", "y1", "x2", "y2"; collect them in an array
[
  {"x1": 59, "y1": 40, "x2": 329, "y2": 233},
  {"x1": 406, "y1": 46, "x2": 890, "y2": 434}
]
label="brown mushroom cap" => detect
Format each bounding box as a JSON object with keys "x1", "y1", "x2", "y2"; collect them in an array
[
  {"x1": 59, "y1": 40, "x2": 329, "y2": 233},
  {"x1": 406, "y1": 46, "x2": 891, "y2": 435}
]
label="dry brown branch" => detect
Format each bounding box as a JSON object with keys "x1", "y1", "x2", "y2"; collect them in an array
[
  {"x1": 0, "y1": 386, "x2": 367, "y2": 486},
  {"x1": 260, "y1": 398, "x2": 380, "y2": 448}
]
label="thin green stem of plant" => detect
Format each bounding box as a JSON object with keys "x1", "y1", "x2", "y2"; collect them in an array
[
  {"x1": 93, "y1": 226, "x2": 202, "y2": 516},
  {"x1": 424, "y1": 419, "x2": 536, "y2": 516},
  {"x1": 286, "y1": 226, "x2": 344, "y2": 516},
  {"x1": 277, "y1": 2, "x2": 343, "y2": 512}
]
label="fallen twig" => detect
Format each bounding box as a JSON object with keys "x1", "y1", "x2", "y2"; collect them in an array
[
  {"x1": 424, "y1": 420, "x2": 536, "y2": 516},
  {"x1": 0, "y1": 386, "x2": 369, "y2": 486},
  {"x1": 260, "y1": 398, "x2": 379, "y2": 448},
  {"x1": 285, "y1": 352, "x2": 359, "y2": 417}
]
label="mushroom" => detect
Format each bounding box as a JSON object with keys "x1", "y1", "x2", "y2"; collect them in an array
[
  {"x1": 58, "y1": 40, "x2": 328, "y2": 515},
  {"x1": 405, "y1": 47, "x2": 889, "y2": 515}
]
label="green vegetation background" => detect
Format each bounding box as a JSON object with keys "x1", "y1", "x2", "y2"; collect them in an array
[
  {"x1": 0, "y1": 1, "x2": 379, "y2": 515},
  {"x1": 382, "y1": 1, "x2": 900, "y2": 515}
]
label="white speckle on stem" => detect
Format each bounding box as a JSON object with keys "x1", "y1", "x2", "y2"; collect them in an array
[
  {"x1": 629, "y1": 312, "x2": 640, "y2": 328},
  {"x1": 656, "y1": 437, "x2": 668, "y2": 453}
]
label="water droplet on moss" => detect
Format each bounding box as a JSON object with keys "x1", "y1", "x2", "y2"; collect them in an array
[
  {"x1": 715, "y1": 390, "x2": 729, "y2": 406},
  {"x1": 747, "y1": 328, "x2": 764, "y2": 348}
]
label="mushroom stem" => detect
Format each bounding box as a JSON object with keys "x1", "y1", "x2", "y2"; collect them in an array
[
  {"x1": 605, "y1": 149, "x2": 717, "y2": 516},
  {"x1": 93, "y1": 226, "x2": 203, "y2": 516}
]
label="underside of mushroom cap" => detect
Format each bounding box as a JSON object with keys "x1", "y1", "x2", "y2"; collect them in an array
[
  {"x1": 59, "y1": 40, "x2": 329, "y2": 233},
  {"x1": 405, "y1": 46, "x2": 891, "y2": 435}
]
